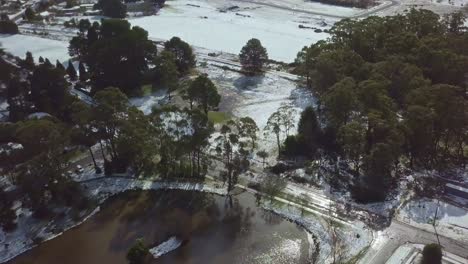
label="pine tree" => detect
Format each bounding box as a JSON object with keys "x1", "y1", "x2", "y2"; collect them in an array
[
  {"x1": 23, "y1": 51, "x2": 35, "y2": 70},
  {"x1": 38, "y1": 56, "x2": 44, "y2": 64},
  {"x1": 239, "y1": 38, "x2": 268, "y2": 74},
  {"x1": 44, "y1": 58, "x2": 53, "y2": 68},
  {"x1": 67, "y1": 60, "x2": 77, "y2": 80},
  {"x1": 78, "y1": 61, "x2": 88, "y2": 82},
  {"x1": 56, "y1": 60, "x2": 65, "y2": 72}
]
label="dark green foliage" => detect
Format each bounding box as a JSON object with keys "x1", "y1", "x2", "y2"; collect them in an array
[
  {"x1": 239, "y1": 38, "x2": 268, "y2": 74},
  {"x1": 294, "y1": 9, "x2": 468, "y2": 202},
  {"x1": 297, "y1": 106, "x2": 321, "y2": 156},
  {"x1": 94, "y1": 0, "x2": 126, "y2": 18},
  {"x1": 7, "y1": 77, "x2": 31, "y2": 121},
  {"x1": 80, "y1": 20, "x2": 157, "y2": 95},
  {"x1": 126, "y1": 239, "x2": 149, "y2": 264},
  {"x1": 24, "y1": 7, "x2": 35, "y2": 20},
  {"x1": 164, "y1": 37, "x2": 196, "y2": 74},
  {"x1": 186, "y1": 74, "x2": 220, "y2": 114},
  {"x1": 421, "y1": 244, "x2": 442, "y2": 264},
  {"x1": 0, "y1": 189, "x2": 16, "y2": 231},
  {"x1": 22, "y1": 51, "x2": 35, "y2": 70},
  {"x1": 30, "y1": 64, "x2": 74, "y2": 118},
  {"x1": 66, "y1": 60, "x2": 77, "y2": 80},
  {"x1": 153, "y1": 50, "x2": 179, "y2": 98},
  {"x1": 56, "y1": 60, "x2": 65, "y2": 72},
  {"x1": 0, "y1": 20, "x2": 19, "y2": 34}
]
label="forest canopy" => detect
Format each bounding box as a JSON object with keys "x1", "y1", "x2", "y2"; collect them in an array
[{"x1": 293, "y1": 9, "x2": 468, "y2": 202}]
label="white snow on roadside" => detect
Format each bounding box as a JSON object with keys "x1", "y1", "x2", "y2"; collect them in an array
[
  {"x1": 397, "y1": 198, "x2": 468, "y2": 243},
  {"x1": 0, "y1": 34, "x2": 70, "y2": 63},
  {"x1": 129, "y1": 0, "x2": 332, "y2": 62},
  {"x1": 149, "y1": 236, "x2": 182, "y2": 258},
  {"x1": 82, "y1": 177, "x2": 228, "y2": 202}
]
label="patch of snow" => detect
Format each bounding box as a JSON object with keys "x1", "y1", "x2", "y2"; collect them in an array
[
  {"x1": 149, "y1": 236, "x2": 182, "y2": 258},
  {"x1": 0, "y1": 34, "x2": 70, "y2": 63},
  {"x1": 27, "y1": 112, "x2": 52, "y2": 119},
  {"x1": 129, "y1": 0, "x2": 333, "y2": 62},
  {"x1": 129, "y1": 89, "x2": 167, "y2": 115},
  {"x1": 397, "y1": 198, "x2": 468, "y2": 243}
]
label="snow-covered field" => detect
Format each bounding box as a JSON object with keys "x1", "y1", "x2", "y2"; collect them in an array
[
  {"x1": 397, "y1": 198, "x2": 468, "y2": 243},
  {"x1": 0, "y1": 34, "x2": 70, "y2": 63},
  {"x1": 130, "y1": 0, "x2": 334, "y2": 62},
  {"x1": 431, "y1": 0, "x2": 466, "y2": 7}
]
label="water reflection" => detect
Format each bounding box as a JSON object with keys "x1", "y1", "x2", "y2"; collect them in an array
[{"x1": 10, "y1": 190, "x2": 310, "y2": 264}]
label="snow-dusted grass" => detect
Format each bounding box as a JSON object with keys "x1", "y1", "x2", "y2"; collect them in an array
[
  {"x1": 397, "y1": 198, "x2": 468, "y2": 243},
  {"x1": 129, "y1": 0, "x2": 332, "y2": 62},
  {"x1": 0, "y1": 34, "x2": 70, "y2": 63},
  {"x1": 431, "y1": 0, "x2": 466, "y2": 7},
  {"x1": 199, "y1": 62, "x2": 315, "y2": 154}
]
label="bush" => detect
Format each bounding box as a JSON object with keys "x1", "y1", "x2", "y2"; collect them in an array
[
  {"x1": 0, "y1": 20, "x2": 19, "y2": 34},
  {"x1": 127, "y1": 239, "x2": 149, "y2": 264},
  {"x1": 421, "y1": 244, "x2": 442, "y2": 264}
]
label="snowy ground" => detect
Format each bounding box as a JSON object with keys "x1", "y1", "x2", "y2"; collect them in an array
[
  {"x1": 129, "y1": 0, "x2": 334, "y2": 62},
  {"x1": 0, "y1": 34, "x2": 70, "y2": 63},
  {"x1": 199, "y1": 61, "x2": 315, "y2": 155},
  {"x1": 149, "y1": 236, "x2": 183, "y2": 258},
  {"x1": 386, "y1": 243, "x2": 468, "y2": 264},
  {"x1": 396, "y1": 198, "x2": 468, "y2": 244}
]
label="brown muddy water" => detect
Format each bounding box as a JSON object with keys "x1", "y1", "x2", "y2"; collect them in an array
[{"x1": 9, "y1": 190, "x2": 311, "y2": 264}]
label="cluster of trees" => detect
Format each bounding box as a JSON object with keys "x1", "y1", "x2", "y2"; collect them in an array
[
  {"x1": 293, "y1": 10, "x2": 468, "y2": 202},
  {"x1": 6, "y1": 52, "x2": 82, "y2": 122},
  {"x1": 94, "y1": 0, "x2": 127, "y2": 18},
  {"x1": 0, "y1": 14, "x2": 19, "y2": 34},
  {"x1": 69, "y1": 19, "x2": 196, "y2": 97}
]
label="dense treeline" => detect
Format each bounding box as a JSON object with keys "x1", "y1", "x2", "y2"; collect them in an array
[{"x1": 293, "y1": 10, "x2": 468, "y2": 202}]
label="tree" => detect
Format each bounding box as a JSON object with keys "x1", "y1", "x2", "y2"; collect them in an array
[
  {"x1": 84, "y1": 20, "x2": 157, "y2": 95},
  {"x1": 421, "y1": 244, "x2": 442, "y2": 264},
  {"x1": 153, "y1": 50, "x2": 179, "y2": 99},
  {"x1": 78, "y1": 61, "x2": 88, "y2": 82},
  {"x1": 164, "y1": 37, "x2": 196, "y2": 74},
  {"x1": 260, "y1": 174, "x2": 286, "y2": 200},
  {"x1": 24, "y1": 7, "x2": 35, "y2": 21},
  {"x1": 38, "y1": 56, "x2": 44, "y2": 64},
  {"x1": 22, "y1": 51, "x2": 35, "y2": 70},
  {"x1": 338, "y1": 120, "x2": 366, "y2": 174},
  {"x1": 30, "y1": 64, "x2": 72, "y2": 118},
  {"x1": 186, "y1": 74, "x2": 220, "y2": 114},
  {"x1": 94, "y1": 0, "x2": 126, "y2": 18},
  {"x1": 238, "y1": 117, "x2": 259, "y2": 150},
  {"x1": 265, "y1": 103, "x2": 297, "y2": 156},
  {"x1": 297, "y1": 106, "x2": 321, "y2": 156},
  {"x1": 126, "y1": 239, "x2": 149, "y2": 264},
  {"x1": 0, "y1": 189, "x2": 16, "y2": 231},
  {"x1": 66, "y1": 60, "x2": 77, "y2": 80},
  {"x1": 56, "y1": 60, "x2": 65, "y2": 72},
  {"x1": 239, "y1": 38, "x2": 268, "y2": 74},
  {"x1": 7, "y1": 77, "x2": 31, "y2": 121},
  {"x1": 257, "y1": 150, "x2": 268, "y2": 168},
  {"x1": 215, "y1": 121, "x2": 251, "y2": 193},
  {"x1": 70, "y1": 101, "x2": 101, "y2": 173},
  {"x1": 0, "y1": 20, "x2": 19, "y2": 34}
]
